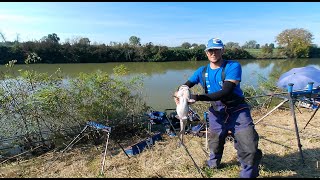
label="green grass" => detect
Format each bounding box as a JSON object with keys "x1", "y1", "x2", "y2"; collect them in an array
[{"x1": 245, "y1": 48, "x2": 283, "y2": 59}]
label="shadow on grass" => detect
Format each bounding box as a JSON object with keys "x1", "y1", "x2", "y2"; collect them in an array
[
  {"x1": 260, "y1": 147, "x2": 320, "y2": 178},
  {"x1": 200, "y1": 147, "x2": 320, "y2": 178}
]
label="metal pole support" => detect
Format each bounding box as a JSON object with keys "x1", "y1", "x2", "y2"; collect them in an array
[
  {"x1": 100, "y1": 131, "x2": 111, "y2": 175},
  {"x1": 288, "y1": 83, "x2": 305, "y2": 164}
]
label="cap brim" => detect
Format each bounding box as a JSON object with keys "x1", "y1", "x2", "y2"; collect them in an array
[{"x1": 204, "y1": 47, "x2": 223, "y2": 51}]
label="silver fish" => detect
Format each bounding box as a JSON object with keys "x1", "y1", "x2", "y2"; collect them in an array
[{"x1": 175, "y1": 85, "x2": 195, "y2": 145}]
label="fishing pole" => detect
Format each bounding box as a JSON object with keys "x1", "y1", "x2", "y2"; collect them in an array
[
  {"x1": 245, "y1": 92, "x2": 288, "y2": 99},
  {"x1": 164, "y1": 109, "x2": 205, "y2": 178}
]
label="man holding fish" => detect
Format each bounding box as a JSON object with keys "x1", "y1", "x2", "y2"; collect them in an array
[{"x1": 173, "y1": 38, "x2": 262, "y2": 178}]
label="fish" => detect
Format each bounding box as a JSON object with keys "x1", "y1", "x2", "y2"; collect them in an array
[{"x1": 175, "y1": 85, "x2": 195, "y2": 145}]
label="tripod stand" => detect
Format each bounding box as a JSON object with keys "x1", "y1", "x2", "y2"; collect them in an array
[
  {"x1": 254, "y1": 82, "x2": 320, "y2": 164},
  {"x1": 60, "y1": 121, "x2": 112, "y2": 175}
]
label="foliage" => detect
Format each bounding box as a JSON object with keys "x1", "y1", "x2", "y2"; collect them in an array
[
  {"x1": 309, "y1": 46, "x2": 320, "y2": 58},
  {"x1": 191, "y1": 43, "x2": 198, "y2": 47},
  {"x1": 242, "y1": 40, "x2": 258, "y2": 49},
  {"x1": 269, "y1": 43, "x2": 275, "y2": 49},
  {"x1": 225, "y1": 42, "x2": 240, "y2": 49},
  {"x1": 1, "y1": 32, "x2": 317, "y2": 64},
  {"x1": 223, "y1": 48, "x2": 253, "y2": 60},
  {"x1": 245, "y1": 48, "x2": 285, "y2": 59},
  {"x1": 261, "y1": 44, "x2": 273, "y2": 54},
  {"x1": 41, "y1": 33, "x2": 60, "y2": 44},
  {"x1": 0, "y1": 61, "x2": 149, "y2": 149},
  {"x1": 181, "y1": 42, "x2": 191, "y2": 49},
  {"x1": 260, "y1": 43, "x2": 274, "y2": 58},
  {"x1": 242, "y1": 70, "x2": 283, "y2": 110},
  {"x1": 275, "y1": 28, "x2": 313, "y2": 58},
  {"x1": 129, "y1": 36, "x2": 141, "y2": 46},
  {"x1": 78, "y1": 38, "x2": 91, "y2": 45},
  {"x1": 198, "y1": 44, "x2": 206, "y2": 50},
  {"x1": 25, "y1": 52, "x2": 42, "y2": 64}
]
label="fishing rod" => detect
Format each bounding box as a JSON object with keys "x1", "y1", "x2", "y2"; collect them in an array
[
  {"x1": 163, "y1": 108, "x2": 205, "y2": 178},
  {"x1": 246, "y1": 86, "x2": 320, "y2": 99},
  {"x1": 245, "y1": 92, "x2": 288, "y2": 99}
]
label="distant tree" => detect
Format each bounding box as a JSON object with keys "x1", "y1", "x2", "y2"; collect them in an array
[
  {"x1": 78, "y1": 37, "x2": 91, "y2": 45},
  {"x1": 198, "y1": 44, "x2": 206, "y2": 50},
  {"x1": 191, "y1": 43, "x2": 198, "y2": 47},
  {"x1": 109, "y1": 41, "x2": 121, "y2": 46},
  {"x1": 144, "y1": 42, "x2": 154, "y2": 47},
  {"x1": 275, "y1": 28, "x2": 313, "y2": 58},
  {"x1": 129, "y1": 36, "x2": 141, "y2": 46},
  {"x1": 41, "y1": 33, "x2": 60, "y2": 44},
  {"x1": 225, "y1": 42, "x2": 240, "y2": 49},
  {"x1": 269, "y1": 43, "x2": 275, "y2": 49},
  {"x1": 255, "y1": 44, "x2": 260, "y2": 49},
  {"x1": 242, "y1": 40, "x2": 257, "y2": 49},
  {"x1": 47, "y1": 33, "x2": 60, "y2": 43},
  {"x1": 91, "y1": 41, "x2": 100, "y2": 46},
  {"x1": 64, "y1": 36, "x2": 85, "y2": 45},
  {"x1": 181, "y1": 42, "x2": 191, "y2": 49}
]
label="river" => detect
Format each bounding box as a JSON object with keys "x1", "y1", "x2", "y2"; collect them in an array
[{"x1": 1, "y1": 58, "x2": 320, "y2": 110}]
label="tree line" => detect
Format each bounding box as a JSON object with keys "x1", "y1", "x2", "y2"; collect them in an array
[
  {"x1": 0, "y1": 34, "x2": 252, "y2": 64},
  {"x1": 0, "y1": 28, "x2": 319, "y2": 64}
]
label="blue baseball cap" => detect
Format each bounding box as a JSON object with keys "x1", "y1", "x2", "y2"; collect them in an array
[{"x1": 205, "y1": 38, "x2": 224, "y2": 51}]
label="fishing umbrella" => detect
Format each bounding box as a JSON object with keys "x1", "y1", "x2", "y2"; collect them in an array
[{"x1": 277, "y1": 66, "x2": 320, "y2": 91}]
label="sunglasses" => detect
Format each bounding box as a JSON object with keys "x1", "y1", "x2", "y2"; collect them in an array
[{"x1": 206, "y1": 49, "x2": 222, "y2": 54}]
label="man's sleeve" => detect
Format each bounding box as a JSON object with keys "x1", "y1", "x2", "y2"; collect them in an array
[
  {"x1": 178, "y1": 66, "x2": 204, "y2": 90},
  {"x1": 225, "y1": 61, "x2": 242, "y2": 82},
  {"x1": 191, "y1": 81, "x2": 236, "y2": 101},
  {"x1": 188, "y1": 66, "x2": 205, "y2": 85}
]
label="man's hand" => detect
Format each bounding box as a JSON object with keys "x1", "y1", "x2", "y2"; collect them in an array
[
  {"x1": 188, "y1": 97, "x2": 196, "y2": 104},
  {"x1": 173, "y1": 91, "x2": 196, "y2": 106}
]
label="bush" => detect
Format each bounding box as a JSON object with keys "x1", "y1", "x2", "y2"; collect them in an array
[
  {"x1": 223, "y1": 48, "x2": 254, "y2": 59},
  {"x1": 0, "y1": 62, "x2": 150, "y2": 149}
]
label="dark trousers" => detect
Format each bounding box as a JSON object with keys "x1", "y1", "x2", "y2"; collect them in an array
[{"x1": 207, "y1": 103, "x2": 262, "y2": 178}]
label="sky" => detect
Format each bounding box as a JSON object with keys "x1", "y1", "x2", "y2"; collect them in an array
[{"x1": 1, "y1": 2, "x2": 320, "y2": 47}]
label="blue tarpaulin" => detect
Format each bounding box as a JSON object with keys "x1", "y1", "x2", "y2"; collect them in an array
[{"x1": 124, "y1": 132, "x2": 162, "y2": 156}]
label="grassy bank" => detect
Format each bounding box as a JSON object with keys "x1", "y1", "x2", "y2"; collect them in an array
[
  {"x1": 1, "y1": 106, "x2": 319, "y2": 178},
  {"x1": 245, "y1": 48, "x2": 287, "y2": 59}
]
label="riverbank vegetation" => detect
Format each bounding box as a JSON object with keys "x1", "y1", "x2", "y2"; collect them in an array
[
  {"x1": 0, "y1": 61, "x2": 150, "y2": 158},
  {"x1": 0, "y1": 28, "x2": 319, "y2": 65}
]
